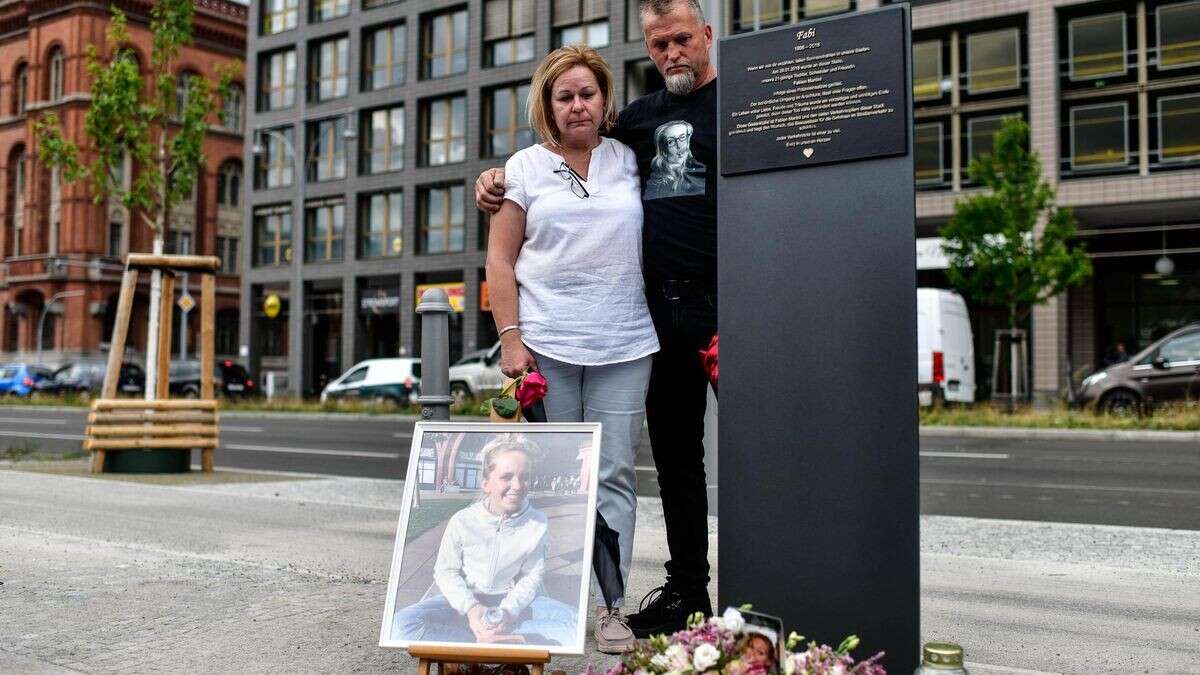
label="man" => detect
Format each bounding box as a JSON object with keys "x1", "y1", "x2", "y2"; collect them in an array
[{"x1": 475, "y1": 0, "x2": 718, "y2": 644}]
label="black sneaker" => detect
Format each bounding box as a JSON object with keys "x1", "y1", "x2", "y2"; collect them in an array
[{"x1": 626, "y1": 583, "x2": 713, "y2": 639}]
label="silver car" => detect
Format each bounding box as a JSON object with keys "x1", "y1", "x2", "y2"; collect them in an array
[{"x1": 448, "y1": 342, "x2": 505, "y2": 403}]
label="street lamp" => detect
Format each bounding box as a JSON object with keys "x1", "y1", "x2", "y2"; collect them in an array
[{"x1": 37, "y1": 290, "x2": 85, "y2": 364}]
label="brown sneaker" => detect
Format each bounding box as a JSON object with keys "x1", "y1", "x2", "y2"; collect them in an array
[{"x1": 594, "y1": 607, "x2": 636, "y2": 654}]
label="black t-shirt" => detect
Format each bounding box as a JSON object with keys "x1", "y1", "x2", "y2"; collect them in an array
[{"x1": 611, "y1": 78, "x2": 717, "y2": 287}]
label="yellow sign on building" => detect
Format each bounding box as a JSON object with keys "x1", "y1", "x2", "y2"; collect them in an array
[
  {"x1": 263, "y1": 293, "x2": 282, "y2": 319},
  {"x1": 415, "y1": 283, "x2": 465, "y2": 312}
]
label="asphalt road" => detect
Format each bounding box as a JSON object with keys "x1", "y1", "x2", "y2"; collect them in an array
[{"x1": 3, "y1": 406, "x2": 1198, "y2": 530}]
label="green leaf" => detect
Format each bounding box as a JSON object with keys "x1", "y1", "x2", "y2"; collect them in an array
[{"x1": 491, "y1": 397, "x2": 520, "y2": 418}]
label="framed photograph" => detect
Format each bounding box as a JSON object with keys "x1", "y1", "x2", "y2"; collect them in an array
[
  {"x1": 379, "y1": 422, "x2": 602, "y2": 655},
  {"x1": 739, "y1": 608, "x2": 784, "y2": 673}
]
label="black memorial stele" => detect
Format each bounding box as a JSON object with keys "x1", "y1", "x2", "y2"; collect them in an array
[{"x1": 717, "y1": 5, "x2": 919, "y2": 670}]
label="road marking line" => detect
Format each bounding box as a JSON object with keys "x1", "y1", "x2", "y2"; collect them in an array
[
  {"x1": 392, "y1": 432, "x2": 412, "y2": 439},
  {"x1": 920, "y1": 451, "x2": 1009, "y2": 459},
  {"x1": 221, "y1": 426, "x2": 264, "y2": 433},
  {"x1": 0, "y1": 417, "x2": 69, "y2": 425},
  {"x1": 0, "y1": 429, "x2": 85, "y2": 441},
  {"x1": 224, "y1": 443, "x2": 398, "y2": 459},
  {"x1": 921, "y1": 478, "x2": 1200, "y2": 496}
]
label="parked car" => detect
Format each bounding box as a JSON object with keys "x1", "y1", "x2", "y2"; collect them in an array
[
  {"x1": 167, "y1": 359, "x2": 259, "y2": 399},
  {"x1": 917, "y1": 288, "x2": 976, "y2": 406},
  {"x1": 448, "y1": 342, "x2": 505, "y2": 403},
  {"x1": 320, "y1": 358, "x2": 421, "y2": 405},
  {"x1": 1076, "y1": 322, "x2": 1200, "y2": 415},
  {"x1": 0, "y1": 363, "x2": 55, "y2": 396},
  {"x1": 35, "y1": 360, "x2": 145, "y2": 399}
]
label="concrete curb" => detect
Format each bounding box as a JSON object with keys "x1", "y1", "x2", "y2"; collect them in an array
[{"x1": 921, "y1": 425, "x2": 1200, "y2": 443}]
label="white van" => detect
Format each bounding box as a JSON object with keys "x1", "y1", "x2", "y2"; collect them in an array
[
  {"x1": 917, "y1": 288, "x2": 975, "y2": 405},
  {"x1": 320, "y1": 357, "x2": 421, "y2": 404}
]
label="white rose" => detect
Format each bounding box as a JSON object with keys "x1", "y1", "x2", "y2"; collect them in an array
[
  {"x1": 665, "y1": 644, "x2": 691, "y2": 671},
  {"x1": 693, "y1": 643, "x2": 720, "y2": 671},
  {"x1": 650, "y1": 654, "x2": 672, "y2": 671},
  {"x1": 721, "y1": 607, "x2": 745, "y2": 634}
]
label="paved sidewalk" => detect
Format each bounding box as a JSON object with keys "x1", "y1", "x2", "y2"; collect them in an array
[{"x1": 2, "y1": 464, "x2": 1198, "y2": 674}]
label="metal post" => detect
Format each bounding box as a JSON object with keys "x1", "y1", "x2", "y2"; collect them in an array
[
  {"x1": 37, "y1": 290, "x2": 84, "y2": 363},
  {"x1": 416, "y1": 288, "x2": 453, "y2": 421}
]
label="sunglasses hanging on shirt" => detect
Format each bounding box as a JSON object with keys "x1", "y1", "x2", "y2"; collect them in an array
[{"x1": 553, "y1": 161, "x2": 590, "y2": 199}]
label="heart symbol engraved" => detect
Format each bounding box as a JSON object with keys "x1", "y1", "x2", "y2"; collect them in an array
[{"x1": 802, "y1": 148, "x2": 814, "y2": 158}]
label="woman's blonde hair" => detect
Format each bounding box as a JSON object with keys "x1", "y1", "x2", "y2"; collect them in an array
[{"x1": 528, "y1": 45, "x2": 618, "y2": 147}]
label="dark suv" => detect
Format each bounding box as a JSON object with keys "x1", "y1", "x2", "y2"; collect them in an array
[
  {"x1": 168, "y1": 359, "x2": 258, "y2": 399},
  {"x1": 36, "y1": 360, "x2": 145, "y2": 399},
  {"x1": 1076, "y1": 322, "x2": 1200, "y2": 415}
]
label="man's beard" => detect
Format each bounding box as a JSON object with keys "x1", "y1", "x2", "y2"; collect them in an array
[{"x1": 664, "y1": 68, "x2": 697, "y2": 95}]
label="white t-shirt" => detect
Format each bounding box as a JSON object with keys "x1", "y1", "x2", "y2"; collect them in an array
[{"x1": 503, "y1": 138, "x2": 659, "y2": 366}]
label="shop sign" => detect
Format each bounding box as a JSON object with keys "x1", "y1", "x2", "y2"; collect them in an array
[
  {"x1": 263, "y1": 293, "x2": 282, "y2": 319},
  {"x1": 480, "y1": 281, "x2": 491, "y2": 311},
  {"x1": 415, "y1": 282, "x2": 465, "y2": 312},
  {"x1": 361, "y1": 289, "x2": 401, "y2": 314}
]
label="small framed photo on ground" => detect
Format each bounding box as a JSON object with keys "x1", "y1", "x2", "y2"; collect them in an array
[
  {"x1": 739, "y1": 608, "x2": 784, "y2": 673},
  {"x1": 379, "y1": 422, "x2": 602, "y2": 655}
]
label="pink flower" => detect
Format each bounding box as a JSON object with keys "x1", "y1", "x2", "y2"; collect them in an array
[
  {"x1": 516, "y1": 370, "x2": 548, "y2": 408},
  {"x1": 699, "y1": 333, "x2": 719, "y2": 388}
]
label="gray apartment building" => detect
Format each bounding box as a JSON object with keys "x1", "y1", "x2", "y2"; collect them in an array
[{"x1": 242, "y1": 0, "x2": 1200, "y2": 400}]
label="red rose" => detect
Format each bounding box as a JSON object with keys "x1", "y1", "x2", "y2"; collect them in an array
[
  {"x1": 516, "y1": 370, "x2": 549, "y2": 408},
  {"x1": 699, "y1": 333, "x2": 719, "y2": 387}
]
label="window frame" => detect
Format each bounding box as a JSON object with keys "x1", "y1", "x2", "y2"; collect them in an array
[
  {"x1": 484, "y1": 82, "x2": 533, "y2": 158},
  {"x1": 1156, "y1": 0, "x2": 1200, "y2": 71},
  {"x1": 1156, "y1": 92, "x2": 1200, "y2": 163},
  {"x1": 364, "y1": 22, "x2": 407, "y2": 91},
  {"x1": 912, "y1": 39, "x2": 943, "y2": 102},
  {"x1": 309, "y1": 35, "x2": 350, "y2": 102},
  {"x1": 255, "y1": 127, "x2": 295, "y2": 189},
  {"x1": 305, "y1": 197, "x2": 346, "y2": 263},
  {"x1": 259, "y1": 49, "x2": 297, "y2": 111},
  {"x1": 1069, "y1": 100, "x2": 1130, "y2": 170},
  {"x1": 484, "y1": 0, "x2": 536, "y2": 67},
  {"x1": 262, "y1": 0, "x2": 300, "y2": 35},
  {"x1": 965, "y1": 27, "x2": 1022, "y2": 95},
  {"x1": 913, "y1": 121, "x2": 945, "y2": 187},
  {"x1": 311, "y1": 0, "x2": 351, "y2": 23},
  {"x1": 14, "y1": 62, "x2": 27, "y2": 115},
  {"x1": 254, "y1": 204, "x2": 293, "y2": 267},
  {"x1": 553, "y1": 0, "x2": 610, "y2": 48},
  {"x1": 306, "y1": 117, "x2": 348, "y2": 182},
  {"x1": 223, "y1": 84, "x2": 244, "y2": 132},
  {"x1": 419, "y1": 184, "x2": 466, "y2": 254},
  {"x1": 359, "y1": 190, "x2": 404, "y2": 259},
  {"x1": 48, "y1": 48, "x2": 65, "y2": 101},
  {"x1": 965, "y1": 113, "x2": 1010, "y2": 167},
  {"x1": 421, "y1": 7, "x2": 469, "y2": 80},
  {"x1": 421, "y1": 95, "x2": 467, "y2": 167},
  {"x1": 363, "y1": 105, "x2": 406, "y2": 174},
  {"x1": 1068, "y1": 12, "x2": 1128, "y2": 82}
]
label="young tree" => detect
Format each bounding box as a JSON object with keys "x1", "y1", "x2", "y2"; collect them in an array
[
  {"x1": 940, "y1": 117, "x2": 1092, "y2": 401},
  {"x1": 35, "y1": 0, "x2": 237, "y2": 399}
]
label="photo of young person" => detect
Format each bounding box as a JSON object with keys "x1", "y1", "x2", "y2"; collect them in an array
[{"x1": 380, "y1": 424, "x2": 601, "y2": 655}]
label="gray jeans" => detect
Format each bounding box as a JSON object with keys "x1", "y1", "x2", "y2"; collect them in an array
[{"x1": 533, "y1": 350, "x2": 653, "y2": 607}]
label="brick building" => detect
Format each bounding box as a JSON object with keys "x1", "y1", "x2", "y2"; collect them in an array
[{"x1": 0, "y1": 0, "x2": 247, "y2": 369}]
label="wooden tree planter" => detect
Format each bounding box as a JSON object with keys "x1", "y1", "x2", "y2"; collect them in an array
[{"x1": 85, "y1": 254, "x2": 221, "y2": 474}]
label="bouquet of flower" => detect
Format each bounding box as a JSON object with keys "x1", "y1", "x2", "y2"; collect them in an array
[
  {"x1": 589, "y1": 607, "x2": 885, "y2": 675},
  {"x1": 480, "y1": 369, "x2": 548, "y2": 422}
]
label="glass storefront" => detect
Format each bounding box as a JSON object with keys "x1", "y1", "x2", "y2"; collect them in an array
[
  {"x1": 358, "y1": 275, "x2": 401, "y2": 360},
  {"x1": 305, "y1": 279, "x2": 343, "y2": 394}
]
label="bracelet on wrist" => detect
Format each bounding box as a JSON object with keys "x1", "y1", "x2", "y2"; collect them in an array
[{"x1": 498, "y1": 324, "x2": 520, "y2": 338}]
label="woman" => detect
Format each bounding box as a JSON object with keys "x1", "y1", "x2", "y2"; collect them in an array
[{"x1": 485, "y1": 45, "x2": 658, "y2": 655}]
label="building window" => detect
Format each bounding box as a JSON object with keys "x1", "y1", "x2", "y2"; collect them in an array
[
  {"x1": 1070, "y1": 102, "x2": 1129, "y2": 170},
  {"x1": 1158, "y1": 0, "x2": 1200, "y2": 70},
  {"x1": 48, "y1": 48, "x2": 64, "y2": 101},
  {"x1": 914, "y1": 122, "x2": 944, "y2": 187},
  {"x1": 365, "y1": 0, "x2": 400, "y2": 8},
  {"x1": 167, "y1": 230, "x2": 193, "y2": 255},
  {"x1": 307, "y1": 117, "x2": 348, "y2": 181},
  {"x1": 9, "y1": 150, "x2": 23, "y2": 257},
  {"x1": 218, "y1": 162, "x2": 242, "y2": 207},
  {"x1": 14, "y1": 63, "x2": 27, "y2": 115},
  {"x1": 254, "y1": 127, "x2": 294, "y2": 189},
  {"x1": 360, "y1": 190, "x2": 403, "y2": 258},
  {"x1": 966, "y1": 28, "x2": 1020, "y2": 94},
  {"x1": 804, "y1": 0, "x2": 850, "y2": 17},
  {"x1": 363, "y1": 105, "x2": 405, "y2": 174},
  {"x1": 259, "y1": 49, "x2": 297, "y2": 111},
  {"x1": 222, "y1": 85, "x2": 244, "y2": 132},
  {"x1": 262, "y1": 0, "x2": 299, "y2": 34},
  {"x1": 310, "y1": 36, "x2": 350, "y2": 102},
  {"x1": 421, "y1": 95, "x2": 466, "y2": 166},
  {"x1": 554, "y1": 0, "x2": 609, "y2": 47},
  {"x1": 175, "y1": 71, "x2": 197, "y2": 121},
  {"x1": 305, "y1": 198, "x2": 345, "y2": 263},
  {"x1": 485, "y1": 83, "x2": 533, "y2": 157},
  {"x1": 484, "y1": 0, "x2": 536, "y2": 67},
  {"x1": 419, "y1": 184, "x2": 465, "y2": 254},
  {"x1": 255, "y1": 205, "x2": 293, "y2": 266},
  {"x1": 108, "y1": 220, "x2": 123, "y2": 257},
  {"x1": 965, "y1": 114, "x2": 1010, "y2": 167},
  {"x1": 364, "y1": 23, "x2": 406, "y2": 91},
  {"x1": 1158, "y1": 93, "x2": 1200, "y2": 163},
  {"x1": 217, "y1": 236, "x2": 240, "y2": 274},
  {"x1": 730, "y1": 0, "x2": 786, "y2": 34},
  {"x1": 625, "y1": 0, "x2": 641, "y2": 42},
  {"x1": 422, "y1": 8, "x2": 468, "y2": 79},
  {"x1": 1069, "y1": 13, "x2": 1126, "y2": 81},
  {"x1": 913, "y1": 40, "x2": 942, "y2": 101},
  {"x1": 625, "y1": 58, "x2": 664, "y2": 104},
  {"x1": 312, "y1": 0, "x2": 350, "y2": 22}
]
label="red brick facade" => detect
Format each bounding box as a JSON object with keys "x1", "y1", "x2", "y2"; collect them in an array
[{"x1": 0, "y1": 0, "x2": 246, "y2": 366}]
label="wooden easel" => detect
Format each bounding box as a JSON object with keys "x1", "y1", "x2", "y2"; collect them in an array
[
  {"x1": 408, "y1": 645, "x2": 552, "y2": 675},
  {"x1": 84, "y1": 253, "x2": 222, "y2": 473}
]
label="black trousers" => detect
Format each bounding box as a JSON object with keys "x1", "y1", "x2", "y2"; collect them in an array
[{"x1": 645, "y1": 284, "x2": 717, "y2": 592}]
